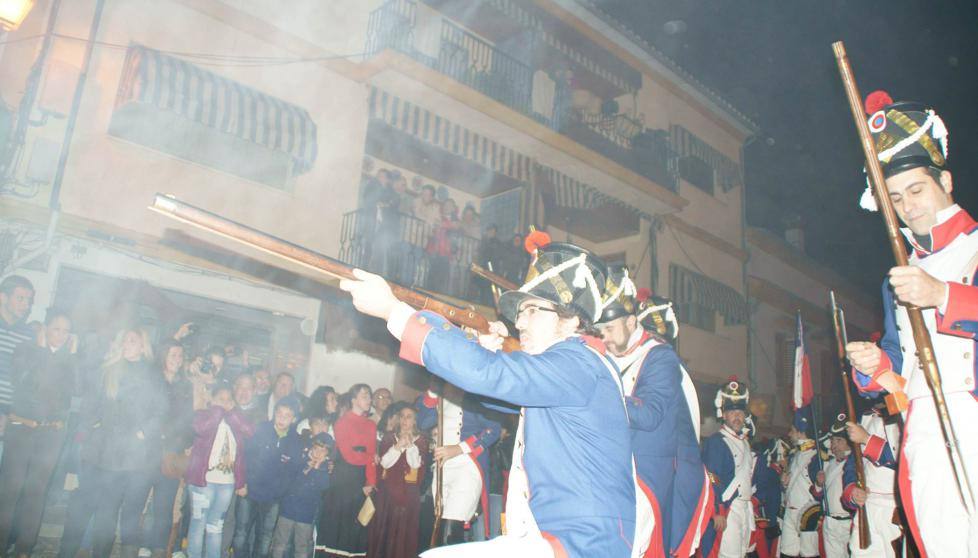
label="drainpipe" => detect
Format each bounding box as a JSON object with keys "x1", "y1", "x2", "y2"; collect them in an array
[
  {"x1": 740, "y1": 134, "x2": 758, "y2": 394},
  {"x1": 48, "y1": 0, "x2": 105, "y2": 211}
]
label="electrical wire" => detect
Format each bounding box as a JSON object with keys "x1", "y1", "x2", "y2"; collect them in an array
[{"x1": 0, "y1": 32, "x2": 372, "y2": 67}]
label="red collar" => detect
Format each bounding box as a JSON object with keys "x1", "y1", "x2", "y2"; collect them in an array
[
  {"x1": 580, "y1": 335, "x2": 607, "y2": 355},
  {"x1": 617, "y1": 330, "x2": 653, "y2": 357},
  {"x1": 903, "y1": 206, "x2": 978, "y2": 257}
]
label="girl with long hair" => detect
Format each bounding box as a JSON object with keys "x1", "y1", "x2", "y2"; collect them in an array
[
  {"x1": 88, "y1": 328, "x2": 166, "y2": 558},
  {"x1": 367, "y1": 406, "x2": 427, "y2": 558},
  {"x1": 316, "y1": 384, "x2": 376, "y2": 558}
]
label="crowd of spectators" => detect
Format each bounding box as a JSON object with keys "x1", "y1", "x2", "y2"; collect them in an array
[
  {"x1": 0, "y1": 273, "x2": 515, "y2": 558},
  {"x1": 357, "y1": 166, "x2": 530, "y2": 303}
]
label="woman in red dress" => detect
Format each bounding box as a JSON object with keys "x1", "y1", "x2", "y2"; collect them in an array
[{"x1": 367, "y1": 405, "x2": 428, "y2": 558}]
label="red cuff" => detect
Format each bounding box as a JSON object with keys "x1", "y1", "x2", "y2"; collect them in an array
[
  {"x1": 937, "y1": 282, "x2": 978, "y2": 338},
  {"x1": 422, "y1": 392, "x2": 438, "y2": 408},
  {"x1": 863, "y1": 434, "x2": 886, "y2": 464},
  {"x1": 399, "y1": 313, "x2": 434, "y2": 366},
  {"x1": 854, "y1": 351, "x2": 892, "y2": 393},
  {"x1": 842, "y1": 482, "x2": 858, "y2": 510},
  {"x1": 464, "y1": 435, "x2": 484, "y2": 458}
]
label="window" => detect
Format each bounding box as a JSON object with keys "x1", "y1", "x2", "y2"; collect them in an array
[
  {"x1": 678, "y1": 155, "x2": 714, "y2": 195},
  {"x1": 668, "y1": 264, "x2": 746, "y2": 333}
]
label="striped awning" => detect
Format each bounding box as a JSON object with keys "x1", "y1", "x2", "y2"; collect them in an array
[
  {"x1": 538, "y1": 164, "x2": 650, "y2": 220},
  {"x1": 670, "y1": 125, "x2": 742, "y2": 192},
  {"x1": 670, "y1": 264, "x2": 747, "y2": 324},
  {"x1": 115, "y1": 45, "x2": 318, "y2": 174},
  {"x1": 367, "y1": 86, "x2": 532, "y2": 183}
]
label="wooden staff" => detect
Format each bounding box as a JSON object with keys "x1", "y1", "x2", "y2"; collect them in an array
[
  {"x1": 829, "y1": 291, "x2": 871, "y2": 548},
  {"x1": 832, "y1": 41, "x2": 975, "y2": 511},
  {"x1": 430, "y1": 393, "x2": 446, "y2": 547},
  {"x1": 149, "y1": 194, "x2": 520, "y2": 352}
]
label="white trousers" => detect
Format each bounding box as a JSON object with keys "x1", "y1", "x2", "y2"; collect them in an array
[
  {"x1": 823, "y1": 516, "x2": 851, "y2": 558},
  {"x1": 849, "y1": 497, "x2": 901, "y2": 558},
  {"x1": 718, "y1": 499, "x2": 752, "y2": 558},
  {"x1": 434, "y1": 455, "x2": 483, "y2": 522},
  {"x1": 779, "y1": 507, "x2": 819, "y2": 557},
  {"x1": 904, "y1": 394, "x2": 978, "y2": 557},
  {"x1": 420, "y1": 534, "x2": 555, "y2": 558}
]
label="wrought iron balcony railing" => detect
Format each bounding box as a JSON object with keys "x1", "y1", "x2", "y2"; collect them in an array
[
  {"x1": 339, "y1": 208, "x2": 482, "y2": 302},
  {"x1": 365, "y1": 0, "x2": 679, "y2": 191}
]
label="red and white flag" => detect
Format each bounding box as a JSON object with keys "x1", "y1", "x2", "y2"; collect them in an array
[{"x1": 792, "y1": 313, "x2": 813, "y2": 410}]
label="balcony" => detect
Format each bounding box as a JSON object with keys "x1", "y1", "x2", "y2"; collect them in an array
[
  {"x1": 365, "y1": 0, "x2": 679, "y2": 192},
  {"x1": 366, "y1": 0, "x2": 534, "y2": 120},
  {"x1": 339, "y1": 208, "x2": 485, "y2": 301}
]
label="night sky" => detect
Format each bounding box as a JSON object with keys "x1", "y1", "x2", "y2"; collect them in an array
[{"x1": 600, "y1": 0, "x2": 978, "y2": 292}]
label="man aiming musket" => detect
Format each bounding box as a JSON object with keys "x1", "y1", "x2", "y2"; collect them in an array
[{"x1": 840, "y1": 87, "x2": 978, "y2": 555}]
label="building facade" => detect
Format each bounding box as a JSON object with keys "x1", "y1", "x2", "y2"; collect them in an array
[{"x1": 1, "y1": 0, "x2": 792, "y2": 419}]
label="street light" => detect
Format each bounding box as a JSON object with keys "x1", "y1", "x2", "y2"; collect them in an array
[{"x1": 0, "y1": 0, "x2": 34, "y2": 31}]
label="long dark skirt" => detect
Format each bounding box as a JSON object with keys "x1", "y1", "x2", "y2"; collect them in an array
[
  {"x1": 316, "y1": 457, "x2": 368, "y2": 557},
  {"x1": 366, "y1": 482, "x2": 421, "y2": 558}
]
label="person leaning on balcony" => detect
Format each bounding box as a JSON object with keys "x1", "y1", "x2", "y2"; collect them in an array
[
  {"x1": 414, "y1": 184, "x2": 443, "y2": 230},
  {"x1": 0, "y1": 309, "x2": 77, "y2": 558}
]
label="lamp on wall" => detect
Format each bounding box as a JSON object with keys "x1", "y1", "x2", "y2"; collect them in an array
[{"x1": 0, "y1": 0, "x2": 34, "y2": 31}]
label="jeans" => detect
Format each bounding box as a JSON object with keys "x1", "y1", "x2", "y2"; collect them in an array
[
  {"x1": 232, "y1": 497, "x2": 279, "y2": 558},
  {"x1": 187, "y1": 483, "x2": 235, "y2": 558},
  {"x1": 58, "y1": 462, "x2": 96, "y2": 558},
  {"x1": 145, "y1": 472, "x2": 181, "y2": 550},
  {"x1": 91, "y1": 468, "x2": 155, "y2": 558},
  {"x1": 470, "y1": 493, "x2": 504, "y2": 542},
  {"x1": 270, "y1": 516, "x2": 313, "y2": 558}
]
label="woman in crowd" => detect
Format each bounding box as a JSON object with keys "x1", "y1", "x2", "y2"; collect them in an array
[
  {"x1": 0, "y1": 310, "x2": 77, "y2": 558},
  {"x1": 88, "y1": 328, "x2": 166, "y2": 558},
  {"x1": 367, "y1": 405, "x2": 427, "y2": 558},
  {"x1": 298, "y1": 385, "x2": 338, "y2": 434},
  {"x1": 145, "y1": 339, "x2": 194, "y2": 558},
  {"x1": 185, "y1": 383, "x2": 254, "y2": 558},
  {"x1": 316, "y1": 384, "x2": 377, "y2": 558},
  {"x1": 425, "y1": 197, "x2": 459, "y2": 291},
  {"x1": 377, "y1": 400, "x2": 409, "y2": 440}
]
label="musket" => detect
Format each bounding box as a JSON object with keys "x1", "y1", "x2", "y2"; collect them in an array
[
  {"x1": 430, "y1": 393, "x2": 445, "y2": 547},
  {"x1": 832, "y1": 42, "x2": 975, "y2": 512},
  {"x1": 829, "y1": 291, "x2": 871, "y2": 549},
  {"x1": 149, "y1": 194, "x2": 521, "y2": 352},
  {"x1": 470, "y1": 262, "x2": 520, "y2": 292},
  {"x1": 486, "y1": 262, "x2": 503, "y2": 308}
]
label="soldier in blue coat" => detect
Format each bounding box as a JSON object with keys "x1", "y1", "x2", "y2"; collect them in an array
[
  {"x1": 341, "y1": 237, "x2": 637, "y2": 558},
  {"x1": 416, "y1": 380, "x2": 501, "y2": 543},
  {"x1": 596, "y1": 273, "x2": 711, "y2": 558},
  {"x1": 701, "y1": 379, "x2": 754, "y2": 558}
]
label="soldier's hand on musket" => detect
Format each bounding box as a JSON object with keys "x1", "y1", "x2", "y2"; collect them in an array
[
  {"x1": 851, "y1": 486, "x2": 868, "y2": 506},
  {"x1": 434, "y1": 445, "x2": 463, "y2": 463},
  {"x1": 846, "y1": 422, "x2": 870, "y2": 445},
  {"x1": 340, "y1": 269, "x2": 397, "y2": 320},
  {"x1": 713, "y1": 515, "x2": 727, "y2": 533},
  {"x1": 472, "y1": 321, "x2": 508, "y2": 352},
  {"x1": 888, "y1": 265, "x2": 948, "y2": 309},
  {"x1": 846, "y1": 341, "x2": 882, "y2": 375},
  {"x1": 816, "y1": 471, "x2": 826, "y2": 487}
]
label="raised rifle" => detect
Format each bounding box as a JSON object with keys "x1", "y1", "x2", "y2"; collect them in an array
[
  {"x1": 829, "y1": 291, "x2": 871, "y2": 548},
  {"x1": 470, "y1": 262, "x2": 520, "y2": 292},
  {"x1": 832, "y1": 41, "x2": 975, "y2": 512},
  {"x1": 148, "y1": 194, "x2": 521, "y2": 352}
]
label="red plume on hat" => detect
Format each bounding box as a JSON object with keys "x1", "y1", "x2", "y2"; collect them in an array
[
  {"x1": 864, "y1": 90, "x2": 893, "y2": 115},
  {"x1": 635, "y1": 287, "x2": 652, "y2": 302},
  {"x1": 524, "y1": 230, "x2": 551, "y2": 254}
]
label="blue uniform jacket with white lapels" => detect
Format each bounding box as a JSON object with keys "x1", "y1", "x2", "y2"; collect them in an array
[
  {"x1": 699, "y1": 430, "x2": 738, "y2": 555},
  {"x1": 417, "y1": 393, "x2": 501, "y2": 480},
  {"x1": 398, "y1": 309, "x2": 636, "y2": 558},
  {"x1": 622, "y1": 338, "x2": 708, "y2": 556}
]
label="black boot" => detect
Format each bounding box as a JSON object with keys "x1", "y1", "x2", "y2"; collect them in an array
[{"x1": 441, "y1": 519, "x2": 466, "y2": 545}]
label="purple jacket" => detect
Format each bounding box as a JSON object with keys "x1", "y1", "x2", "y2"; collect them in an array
[{"x1": 185, "y1": 405, "x2": 255, "y2": 489}]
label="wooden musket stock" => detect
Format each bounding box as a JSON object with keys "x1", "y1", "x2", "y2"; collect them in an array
[
  {"x1": 829, "y1": 291, "x2": 871, "y2": 549},
  {"x1": 832, "y1": 41, "x2": 975, "y2": 511},
  {"x1": 149, "y1": 194, "x2": 520, "y2": 352}
]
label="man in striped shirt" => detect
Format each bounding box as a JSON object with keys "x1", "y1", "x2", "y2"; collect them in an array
[{"x1": 0, "y1": 275, "x2": 36, "y2": 433}]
